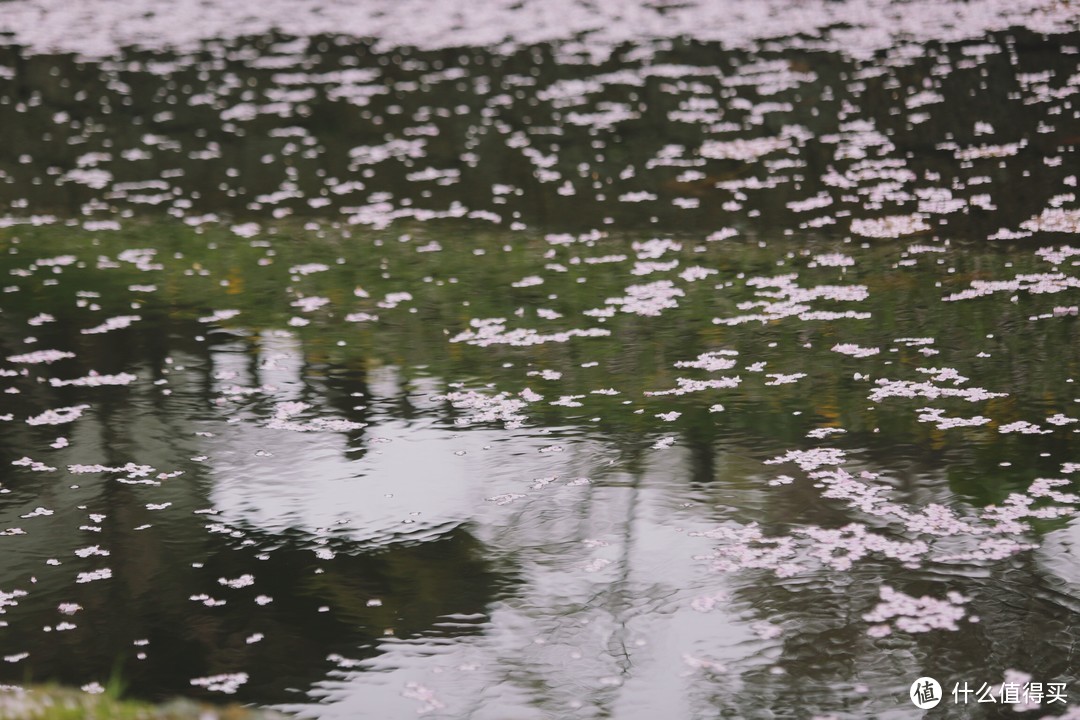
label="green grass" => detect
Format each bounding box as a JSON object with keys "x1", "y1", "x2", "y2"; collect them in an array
[{"x1": 0, "y1": 686, "x2": 288, "y2": 720}]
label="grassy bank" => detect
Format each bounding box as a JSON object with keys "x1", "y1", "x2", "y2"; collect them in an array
[{"x1": 0, "y1": 686, "x2": 288, "y2": 720}]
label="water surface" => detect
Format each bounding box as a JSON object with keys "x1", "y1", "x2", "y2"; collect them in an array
[{"x1": 1, "y1": 6, "x2": 1079, "y2": 719}]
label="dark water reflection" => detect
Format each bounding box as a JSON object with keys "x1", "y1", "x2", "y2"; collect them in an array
[
  {"x1": 1, "y1": 524, "x2": 503, "y2": 705},
  {"x1": 0, "y1": 18, "x2": 1079, "y2": 720},
  {"x1": 0, "y1": 318, "x2": 512, "y2": 705},
  {"x1": 0, "y1": 29, "x2": 1077, "y2": 235},
  {"x1": 2, "y1": 223, "x2": 1079, "y2": 717}
]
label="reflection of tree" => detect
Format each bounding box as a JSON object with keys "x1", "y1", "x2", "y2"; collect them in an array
[
  {"x1": 662, "y1": 423, "x2": 1080, "y2": 719},
  {"x1": 0, "y1": 521, "x2": 503, "y2": 705},
  {"x1": 3, "y1": 213, "x2": 1079, "y2": 503},
  {"x1": 690, "y1": 553, "x2": 1080, "y2": 719},
  {"x1": 0, "y1": 317, "x2": 511, "y2": 706},
  {"x1": 1, "y1": 31, "x2": 1079, "y2": 715}
]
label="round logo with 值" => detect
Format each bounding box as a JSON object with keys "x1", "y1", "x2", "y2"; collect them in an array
[{"x1": 910, "y1": 676, "x2": 942, "y2": 709}]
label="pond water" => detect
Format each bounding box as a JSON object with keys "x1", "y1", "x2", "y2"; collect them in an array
[{"x1": 1, "y1": 2, "x2": 1079, "y2": 718}]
